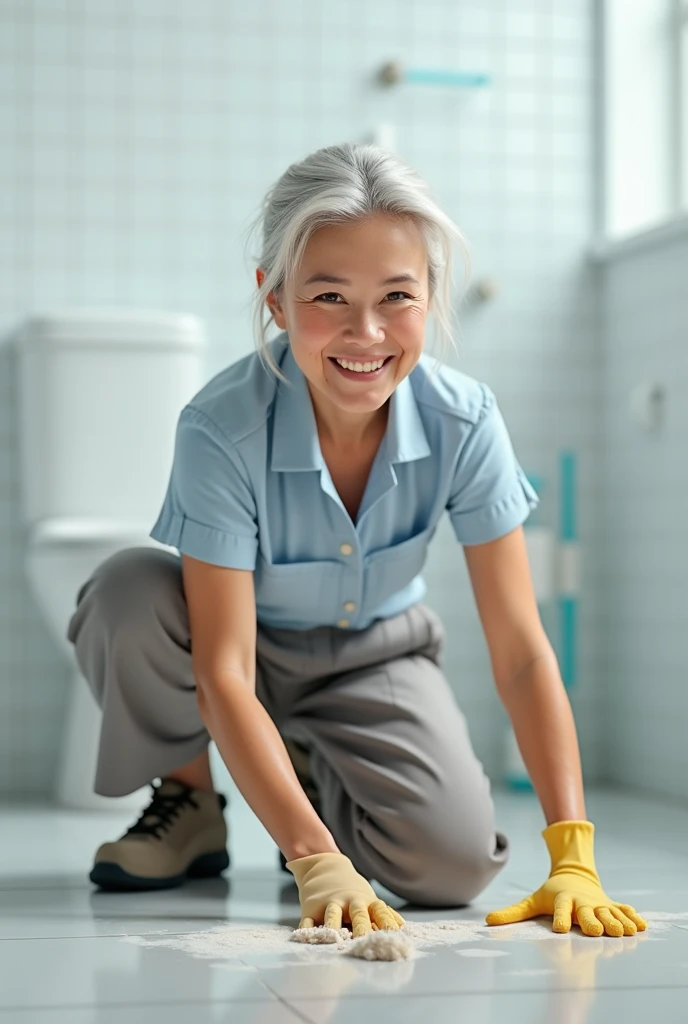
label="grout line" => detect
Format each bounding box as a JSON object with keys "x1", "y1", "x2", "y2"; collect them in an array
[
  {"x1": 246, "y1": 968, "x2": 319, "y2": 1024},
  {"x1": 275, "y1": 983, "x2": 688, "y2": 1002},
  {"x1": 0, "y1": 928, "x2": 230, "y2": 943},
  {"x1": 272, "y1": 995, "x2": 319, "y2": 1024},
  {"x1": 0, "y1": 995, "x2": 283, "y2": 1014}
]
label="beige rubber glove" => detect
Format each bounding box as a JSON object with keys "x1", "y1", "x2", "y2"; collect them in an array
[{"x1": 286, "y1": 851, "x2": 406, "y2": 938}]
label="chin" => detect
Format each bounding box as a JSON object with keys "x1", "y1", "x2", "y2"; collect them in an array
[{"x1": 337, "y1": 396, "x2": 390, "y2": 414}]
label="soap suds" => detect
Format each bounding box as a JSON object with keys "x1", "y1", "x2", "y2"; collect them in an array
[
  {"x1": 123, "y1": 923, "x2": 296, "y2": 958},
  {"x1": 403, "y1": 919, "x2": 491, "y2": 946},
  {"x1": 121, "y1": 909, "x2": 663, "y2": 963},
  {"x1": 343, "y1": 930, "x2": 416, "y2": 961},
  {"x1": 290, "y1": 926, "x2": 351, "y2": 947}
]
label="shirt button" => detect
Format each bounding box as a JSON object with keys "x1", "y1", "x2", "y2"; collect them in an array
[
  {"x1": 339, "y1": 543, "x2": 353, "y2": 556},
  {"x1": 343, "y1": 601, "x2": 356, "y2": 612},
  {"x1": 337, "y1": 618, "x2": 350, "y2": 629}
]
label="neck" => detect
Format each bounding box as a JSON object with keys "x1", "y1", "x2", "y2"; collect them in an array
[{"x1": 308, "y1": 388, "x2": 389, "y2": 450}]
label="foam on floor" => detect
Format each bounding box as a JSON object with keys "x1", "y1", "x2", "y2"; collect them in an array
[
  {"x1": 122, "y1": 911, "x2": 663, "y2": 963},
  {"x1": 344, "y1": 930, "x2": 416, "y2": 961},
  {"x1": 290, "y1": 926, "x2": 351, "y2": 946},
  {"x1": 290, "y1": 923, "x2": 417, "y2": 960}
]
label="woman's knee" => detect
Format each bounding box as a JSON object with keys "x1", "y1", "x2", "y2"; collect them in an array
[
  {"x1": 71, "y1": 547, "x2": 180, "y2": 631},
  {"x1": 67, "y1": 548, "x2": 186, "y2": 706},
  {"x1": 67, "y1": 547, "x2": 183, "y2": 671},
  {"x1": 377, "y1": 825, "x2": 509, "y2": 908}
]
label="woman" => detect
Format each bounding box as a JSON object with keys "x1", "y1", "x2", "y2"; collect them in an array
[{"x1": 67, "y1": 143, "x2": 646, "y2": 941}]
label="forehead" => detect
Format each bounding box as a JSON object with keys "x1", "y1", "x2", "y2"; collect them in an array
[{"x1": 297, "y1": 215, "x2": 427, "y2": 280}]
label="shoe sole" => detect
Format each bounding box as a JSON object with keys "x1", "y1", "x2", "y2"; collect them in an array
[{"x1": 90, "y1": 849, "x2": 230, "y2": 891}]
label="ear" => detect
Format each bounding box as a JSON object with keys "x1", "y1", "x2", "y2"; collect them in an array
[{"x1": 256, "y1": 267, "x2": 287, "y2": 329}]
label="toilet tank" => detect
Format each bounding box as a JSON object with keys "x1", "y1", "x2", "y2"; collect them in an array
[{"x1": 17, "y1": 309, "x2": 207, "y2": 529}]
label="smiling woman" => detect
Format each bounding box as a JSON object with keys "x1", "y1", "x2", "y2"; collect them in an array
[
  {"x1": 245, "y1": 143, "x2": 470, "y2": 375},
  {"x1": 65, "y1": 140, "x2": 644, "y2": 946},
  {"x1": 254, "y1": 212, "x2": 444, "y2": 447}
]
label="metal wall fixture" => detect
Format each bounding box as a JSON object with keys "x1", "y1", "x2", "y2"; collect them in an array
[
  {"x1": 378, "y1": 60, "x2": 491, "y2": 88},
  {"x1": 462, "y1": 277, "x2": 500, "y2": 309}
]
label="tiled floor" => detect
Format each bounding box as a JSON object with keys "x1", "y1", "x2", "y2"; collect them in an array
[{"x1": 2, "y1": 787, "x2": 688, "y2": 1022}]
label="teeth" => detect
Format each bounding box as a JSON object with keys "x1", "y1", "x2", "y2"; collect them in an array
[{"x1": 335, "y1": 357, "x2": 386, "y2": 373}]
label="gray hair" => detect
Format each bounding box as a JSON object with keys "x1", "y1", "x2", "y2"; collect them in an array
[{"x1": 242, "y1": 142, "x2": 472, "y2": 381}]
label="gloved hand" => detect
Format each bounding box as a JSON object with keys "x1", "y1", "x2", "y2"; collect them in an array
[
  {"x1": 286, "y1": 851, "x2": 405, "y2": 938},
  {"x1": 485, "y1": 820, "x2": 648, "y2": 937}
]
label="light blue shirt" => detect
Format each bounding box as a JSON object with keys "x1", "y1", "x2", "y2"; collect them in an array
[{"x1": 150, "y1": 332, "x2": 539, "y2": 630}]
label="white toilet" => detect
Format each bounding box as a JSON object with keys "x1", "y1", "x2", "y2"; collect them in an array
[{"x1": 16, "y1": 309, "x2": 207, "y2": 812}]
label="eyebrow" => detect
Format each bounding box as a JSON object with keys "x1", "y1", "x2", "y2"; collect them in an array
[{"x1": 303, "y1": 272, "x2": 421, "y2": 287}]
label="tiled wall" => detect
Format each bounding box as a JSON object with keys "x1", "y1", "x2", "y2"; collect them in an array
[
  {"x1": 598, "y1": 230, "x2": 688, "y2": 803},
  {"x1": 0, "y1": 0, "x2": 600, "y2": 800}
]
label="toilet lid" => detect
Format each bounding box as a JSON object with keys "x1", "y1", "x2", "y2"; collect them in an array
[{"x1": 27, "y1": 518, "x2": 159, "y2": 545}]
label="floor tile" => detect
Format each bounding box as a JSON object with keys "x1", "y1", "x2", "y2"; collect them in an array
[
  {"x1": 0, "y1": 1005, "x2": 303, "y2": 1023},
  {"x1": 0, "y1": 874, "x2": 301, "y2": 940},
  {"x1": 288, "y1": 987, "x2": 688, "y2": 1024},
  {"x1": 2, "y1": 787, "x2": 688, "y2": 1021},
  {"x1": 253, "y1": 924, "x2": 688, "y2": 1001},
  {"x1": 0, "y1": 934, "x2": 275, "y2": 1011}
]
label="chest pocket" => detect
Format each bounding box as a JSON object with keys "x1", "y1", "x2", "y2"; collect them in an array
[
  {"x1": 363, "y1": 530, "x2": 430, "y2": 609},
  {"x1": 254, "y1": 555, "x2": 342, "y2": 625}
]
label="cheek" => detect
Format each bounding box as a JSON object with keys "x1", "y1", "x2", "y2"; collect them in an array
[
  {"x1": 399, "y1": 305, "x2": 427, "y2": 328},
  {"x1": 292, "y1": 306, "x2": 334, "y2": 343},
  {"x1": 289, "y1": 331, "x2": 330, "y2": 370}
]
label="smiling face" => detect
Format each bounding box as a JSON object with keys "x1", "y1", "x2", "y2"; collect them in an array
[{"x1": 257, "y1": 213, "x2": 430, "y2": 438}]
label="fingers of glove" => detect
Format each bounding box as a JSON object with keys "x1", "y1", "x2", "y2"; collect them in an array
[
  {"x1": 552, "y1": 892, "x2": 575, "y2": 933},
  {"x1": 486, "y1": 897, "x2": 537, "y2": 927},
  {"x1": 595, "y1": 907, "x2": 624, "y2": 937},
  {"x1": 607, "y1": 905, "x2": 637, "y2": 935},
  {"x1": 613, "y1": 903, "x2": 647, "y2": 931},
  {"x1": 575, "y1": 904, "x2": 604, "y2": 937},
  {"x1": 369, "y1": 899, "x2": 401, "y2": 931},
  {"x1": 348, "y1": 900, "x2": 373, "y2": 939},
  {"x1": 323, "y1": 903, "x2": 343, "y2": 930},
  {"x1": 392, "y1": 909, "x2": 406, "y2": 928},
  {"x1": 299, "y1": 917, "x2": 315, "y2": 930}
]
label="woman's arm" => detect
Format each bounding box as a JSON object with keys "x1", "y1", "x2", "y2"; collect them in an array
[
  {"x1": 197, "y1": 676, "x2": 340, "y2": 860},
  {"x1": 182, "y1": 554, "x2": 340, "y2": 861},
  {"x1": 462, "y1": 525, "x2": 586, "y2": 823},
  {"x1": 497, "y1": 648, "x2": 586, "y2": 823}
]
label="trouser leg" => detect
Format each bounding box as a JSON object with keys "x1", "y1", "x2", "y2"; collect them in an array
[
  {"x1": 67, "y1": 549, "x2": 509, "y2": 906},
  {"x1": 260, "y1": 603, "x2": 509, "y2": 907},
  {"x1": 66, "y1": 547, "x2": 217, "y2": 797}
]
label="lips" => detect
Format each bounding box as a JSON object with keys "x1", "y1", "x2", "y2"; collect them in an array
[
  {"x1": 329, "y1": 355, "x2": 394, "y2": 380},
  {"x1": 328, "y1": 356, "x2": 394, "y2": 367}
]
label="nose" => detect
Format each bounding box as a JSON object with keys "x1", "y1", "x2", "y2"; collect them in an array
[{"x1": 343, "y1": 307, "x2": 384, "y2": 345}]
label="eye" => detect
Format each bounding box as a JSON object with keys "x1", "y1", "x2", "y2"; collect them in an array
[{"x1": 313, "y1": 291, "x2": 413, "y2": 303}]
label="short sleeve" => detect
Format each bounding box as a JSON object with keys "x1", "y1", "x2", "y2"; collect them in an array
[
  {"x1": 149, "y1": 407, "x2": 258, "y2": 569},
  {"x1": 447, "y1": 383, "x2": 540, "y2": 545}
]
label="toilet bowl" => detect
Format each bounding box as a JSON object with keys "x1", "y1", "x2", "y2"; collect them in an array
[
  {"x1": 16, "y1": 309, "x2": 207, "y2": 812},
  {"x1": 25, "y1": 519, "x2": 179, "y2": 812}
]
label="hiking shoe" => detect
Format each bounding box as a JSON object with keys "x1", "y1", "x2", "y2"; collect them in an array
[
  {"x1": 279, "y1": 739, "x2": 322, "y2": 874},
  {"x1": 89, "y1": 777, "x2": 230, "y2": 891}
]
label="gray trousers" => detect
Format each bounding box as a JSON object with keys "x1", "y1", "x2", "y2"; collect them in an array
[{"x1": 66, "y1": 546, "x2": 509, "y2": 907}]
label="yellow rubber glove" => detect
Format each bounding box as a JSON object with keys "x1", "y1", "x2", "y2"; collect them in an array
[
  {"x1": 286, "y1": 851, "x2": 406, "y2": 938},
  {"x1": 485, "y1": 820, "x2": 648, "y2": 937}
]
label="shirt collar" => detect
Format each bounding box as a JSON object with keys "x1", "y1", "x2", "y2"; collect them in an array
[{"x1": 270, "y1": 338, "x2": 431, "y2": 471}]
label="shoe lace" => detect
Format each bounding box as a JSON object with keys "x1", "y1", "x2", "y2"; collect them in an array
[{"x1": 125, "y1": 781, "x2": 200, "y2": 840}]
